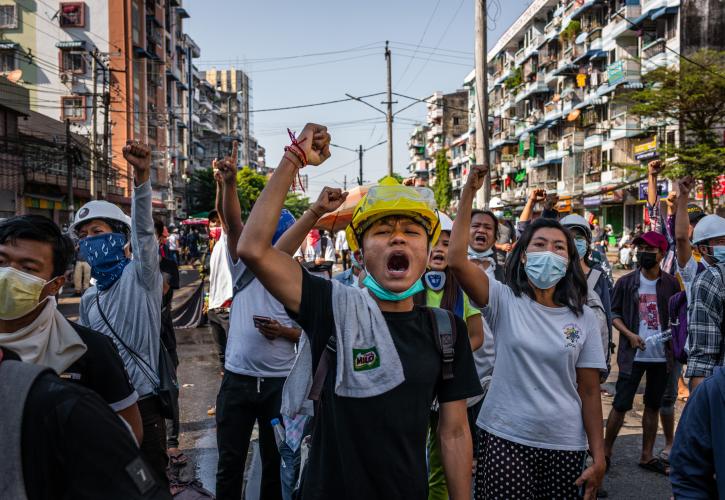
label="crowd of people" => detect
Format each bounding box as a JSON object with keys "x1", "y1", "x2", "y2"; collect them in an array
[{"x1": 1, "y1": 124, "x2": 723, "y2": 500}]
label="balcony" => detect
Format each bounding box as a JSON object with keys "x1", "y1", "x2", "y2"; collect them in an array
[
  {"x1": 606, "y1": 59, "x2": 641, "y2": 86},
  {"x1": 428, "y1": 108, "x2": 443, "y2": 121},
  {"x1": 603, "y1": 4, "x2": 642, "y2": 41},
  {"x1": 545, "y1": 143, "x2": 564, "y2": 161},
  {"x1": 426, "y1": 125, "x2": 443, "y2": 141},
  {"x1": 514, "y1": 48, "x2": 525, "y2": 66},
  {"x1": 544, "y1": 101, "x2": 563, "y2": 122},
  {"x1": 515, "y1": 73, "x2": 550, "y2": 103},
  {"x1": 609, "y1": 113, "x2": 641, "y2": 140},
  {"x1": 583, "y1": 133, "x2": 603, "y2": 150}
]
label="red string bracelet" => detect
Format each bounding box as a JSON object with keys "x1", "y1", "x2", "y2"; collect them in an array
[{"x1": 284, "y1": 128, "x2": 307, "y2": 193}]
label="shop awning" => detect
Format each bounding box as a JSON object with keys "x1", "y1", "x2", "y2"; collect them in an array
[
  {"x1": 56, "y1": 40, "x2": 86, "y2": 49},
  {"x1": 651, "y1": 6, "x2": 678, "y2": 20}
]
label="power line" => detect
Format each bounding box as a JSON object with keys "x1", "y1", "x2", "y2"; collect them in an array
[
  {"x1": 249, "y1": 92, "x2": 385, "y2": 113},
  {"x1": 195, "y1": 42, "x2": 384, "y2": 65}
]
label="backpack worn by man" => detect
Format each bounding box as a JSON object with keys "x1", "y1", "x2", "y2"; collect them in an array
[
  {"x1": 586, "y1": 268, "x2": 611, "y2": 379},
  {"x1": 669, "y1": 262, "x2": 707, "y2": 364}
]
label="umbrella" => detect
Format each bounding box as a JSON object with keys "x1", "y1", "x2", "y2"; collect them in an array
[{"x1": 315, "y1": 185, "x2": 369, "y2": 233}]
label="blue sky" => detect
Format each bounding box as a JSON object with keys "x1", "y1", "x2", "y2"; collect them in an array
[{"x1": 185, "y1": 0, "x2": 531, "y2": 198}]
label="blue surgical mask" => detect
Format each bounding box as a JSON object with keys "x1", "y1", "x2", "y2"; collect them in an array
[
  {"x1": 493, "y1": 210, "x2": 504, "y2": 219},
  {"x1": 468, "y1": 247, "x2": 494, "y2": 260},
  {"x1": 524, "y1": 251, "x2": 569, "y2": 290},
  {"x1": 713, "y1": 246, "x2": 725, "y2": 263},
  {"x1": 79, "y1": 233, "x2": 130, "y2": 291},
  {"x1": 575, "y1": 239, "x2": 589, "y2": 258},
  {"x1": 362, "y1": 271, "x2": 424, "y2": 302}
]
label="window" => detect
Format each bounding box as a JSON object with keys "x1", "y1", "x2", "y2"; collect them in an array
[
  {"x1": 59, "y1": 49, "x2": 85, "y2": 73},
  {"x1": 0, "y1": 49, "x2": 16, "y2": 72},
  {"x1": 0, "y1": 5, "x2": 17, "y2": 29},
  {"x1": 61, "y1": 96, "x2": 86, "y2": 121},
  {"x1": 59, "y1": 3, "x2": 85, "y2": 28}
]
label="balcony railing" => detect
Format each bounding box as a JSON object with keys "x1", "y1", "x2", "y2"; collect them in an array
[{"x1": 642, "y1": 38, "x2": 666, "y2": 59}]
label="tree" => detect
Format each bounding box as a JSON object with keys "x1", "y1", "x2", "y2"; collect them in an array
[
  {"x1": 624, "y1": 49, "x2": 725, "y2": 210},
  {"x1": 284, "y1": 191, "x2": 311, "y2": 218},
  {"x1": 187, "y1": 167, "x2": 215, "y2": 214},
  {"x1": 236, "y1": 167, "x2": 267, "y2": 218},
  {"x1": 433, "y1": 149, "x2": 452, "y2": 211}
]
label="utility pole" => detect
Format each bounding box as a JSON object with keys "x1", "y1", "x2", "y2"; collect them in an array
[
  {"x1": 475, "y1": 0, "x2": 491, "y2": 207},
  {"x1": 90, "y1": 52, "x2": 98, "y2": 199},
  {"x1": 385, "y1": 41, "x2": 394, "y2": 176},
  {"x1": 65, "y1": 119, "x2": 74, "y2": 221},
  {"x1": 358, "y1": 145, "x2": 364, "y2": 186},
  {"x1": 331, "y1": 140, "x2": 386, "y2": 187},
  {"x1": 101, "y1": 62, "x2": 110, "y2": 199},
  {"x1": 343, "y1": 175, "x2": 347, "y2": 191}
]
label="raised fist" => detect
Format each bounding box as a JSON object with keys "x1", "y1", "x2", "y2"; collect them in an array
[
  {"x1": 648, "y1": 160, "x2": 664, "y2": 176},
  {"x1": 465, "y1": 165, "x2": 488, "y2": 192},
  {"x1": 312, "y1": 187, "x2": 348, "y2": 215},
  {"x1": 676, "y1": 176, "x2": 695, "y2": 198},
  {"x1": 295, "y1": 123, "x2": 331, "y2": 166},
  {"x1": 122, "y1": 141, "x2": 151, "y2": 184},
  {"x1": 529, "y1": 188, "x2": 546, "y2": 202}
]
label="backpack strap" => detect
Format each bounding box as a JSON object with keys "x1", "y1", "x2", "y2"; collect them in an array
[
  {"x1": 232, "y1": 266, "x2": 256, "y2": 298},
  {"x1": 587, "y1": 268, "x2": 602, "y2": 291},
  {"x1": 308, "y1": 335, "x2": 337, "y2": 402},
  {"x1": 428, "y1": 307, "x2": 457, "y2": 380}
]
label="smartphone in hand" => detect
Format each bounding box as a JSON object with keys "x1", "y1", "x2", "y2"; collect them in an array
[{"x1": 253, "y1": 315, "x2": 272, "y2": 329}]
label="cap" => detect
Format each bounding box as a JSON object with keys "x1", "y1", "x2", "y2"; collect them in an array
[
  {"x1": 560, "y1": 214, "x2": 592, "y2": 241},
  {"x1": 687, "y1": 204, "x2": 706, "y2": 225},
  {"x1": 692, "y1": 214, "x2": 725, "y2": 244},
  {"x1": 632, "y1": 231, "x2": 668, "y2": 254},
  {"x1": 438, "y1": 212, "x2": 453, "y2": 232}
]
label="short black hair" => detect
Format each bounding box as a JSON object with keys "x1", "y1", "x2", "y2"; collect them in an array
[
  {"x1": 154, "y1": 219, "x2": 165, "y2": 238},
  {"x1": 0, "y1": 215, "x2": 75, "y2": 277},
  {"x1": 504, "y1": 217, "x2": 588, "y2": 316},
  {"x1": 471, "y1": 209, "x2": 500, "y2": 240},
  {"x1": 208, "y1": 209, "x2": 219, "y2": 222}
]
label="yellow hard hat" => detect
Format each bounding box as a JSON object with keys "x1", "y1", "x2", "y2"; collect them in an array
[{"x1": 345, "y1": 176, "x2": 441, "y2": 253}]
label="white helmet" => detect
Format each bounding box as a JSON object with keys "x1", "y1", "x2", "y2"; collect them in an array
[
  {"x1": 489, "y1": 197, "x2": 503, "y2": 209},
  {"x1": 438, "y1": 212, "x2": 453, "y2": 232},
  {"x1": 560, "y1": 213, "x2": 592, "y2": 241},
  {"x1": 692, "y1": 214, "x2": 725, "y2": 244},
  {"x1": 70, "y1": 200, "x2": 131, "y2": 236}
]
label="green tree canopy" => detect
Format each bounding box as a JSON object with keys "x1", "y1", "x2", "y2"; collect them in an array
[
  {"x1": 433, "y1": 149, "x2": 452, "y2": 211},
  {"x1": 236, "y1": 167, "x2": 268, "y2": 218},
  {"x1": 624, "y1": 49, "x2": 725, "y2": 209},
  {"x1": 284, "y1": 191, "x2": 311, "y2": 219}
]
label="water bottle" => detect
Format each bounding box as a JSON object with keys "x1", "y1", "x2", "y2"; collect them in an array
[
  {"x1": 645, "y1": 329, "x2": 672, "y2": 347},
  {"x1": 271, "y1": 418, "x2": 286, "y2": 448}
]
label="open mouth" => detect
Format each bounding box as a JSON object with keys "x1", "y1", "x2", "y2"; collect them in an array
[
  {"x1": 386, "y1": 251, "x2": 410, "y2": 277},
  {"x1": 431, "y1": 253, "x2": 446, "y2": 264},
  {"x1": 473, "y1": 234, "x2": 487, "y2": 247}
]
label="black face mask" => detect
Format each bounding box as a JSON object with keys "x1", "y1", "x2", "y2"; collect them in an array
[{"x1": 638, "y1": 251, "x2": 659, "y2": 270}]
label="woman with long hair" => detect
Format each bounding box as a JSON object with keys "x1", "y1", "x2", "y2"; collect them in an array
[
  {"x1": 414, "y1": 212, "x2": 483, "y2": 500},
  {"x1": 449, "y1": 166, "x2": 606, "y2": 500}
]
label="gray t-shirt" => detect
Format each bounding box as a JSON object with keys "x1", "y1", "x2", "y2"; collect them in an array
[
  {"x1": 477, "y1": 278, "x2": 606, "y2": 451},
  {"x1": 225, "y1": 254, "x2": 299, "y2": 377}
]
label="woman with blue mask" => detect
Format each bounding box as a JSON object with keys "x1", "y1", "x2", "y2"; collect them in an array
[{"x1": 449, "y1": 166, "x2": 607, "y2": 500}]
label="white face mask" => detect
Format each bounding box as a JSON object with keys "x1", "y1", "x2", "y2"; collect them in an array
[{"x1": 0, "y1": 267, "x2": 51, "y2": 320}]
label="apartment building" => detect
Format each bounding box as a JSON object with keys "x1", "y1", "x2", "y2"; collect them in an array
[
  {"x1": 481, "y1": 0, "x2": 690, "y2": 233},
  {"x1": 406, "y1": 124, "x2": 429, "y2": 181}
]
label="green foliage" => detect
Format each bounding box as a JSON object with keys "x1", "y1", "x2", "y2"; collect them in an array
[
  {"x1": 623, "y1": 49, "x2": 725, "y2": 209},
  {"x1": 504, "y1": 67, "x2": 523, "y2": 90},
  {"x1": 559, "y1": 20, "x2": 581, "y2": 42},
  {"x1": 236, "y1": 167, "x2": 268, "y2": 218},
  {"x1": 187, "y1": 167, "x2": 216, "y2": 214},
  {"x1": 433, "y1": 150, "x2": 452, "y2": 211},
  {"x1": 378, "y1": 172, "x2": 404, "y2": 183},
  {"x1": 283, "y1": 192, "x2": 311, "y2": 219}
]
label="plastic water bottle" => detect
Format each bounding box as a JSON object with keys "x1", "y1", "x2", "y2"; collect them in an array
[
  {"x1": 270, "y1": 418, "x2": 286, "y2": 448},
  {"x1": 645, "y1": 329, "x2": 672, "y2": 347}
]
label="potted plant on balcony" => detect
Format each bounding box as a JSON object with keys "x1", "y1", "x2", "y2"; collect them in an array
[{"x1": 559, "y1": 20, "x2": 581, "y2": 44}]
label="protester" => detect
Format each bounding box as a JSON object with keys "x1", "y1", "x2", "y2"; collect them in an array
[
  {"x1": 72, "y1": 141, "x2": 167, "y2": 485},
  {"x1": 335, "y1": 229, "x2": 350, "y2": 270},
  {"x1": 604, "y1": 231, "x2": 680, "y2": 476},
  {"x1": 0, "y1": 347, "x2": 171, "y2": 500},
  {"x1": 238, "y1": 123, "x2": 482, "y2": 500},
  {"x1": 669, "y1": 366, "x2": 725, "y2": 498},
  {"x1": 207, "y1": 203, "x2": 233, "y2": 373},
  {"x1": 167, "y1": 227, "x2": 180, "y2": 264},
  {"x1": 684, "y1": 212, "x2": 725, "y2": 391},
  {"x1": 415, "y1": 212, "x2": 484, "y2": 500},
  {"x1": 449, "y1": 165, "x2": 606, "y2": 500},
  {"x1": 334, "y1": 251, "x2": 362, "y2": 286},
  {"x1": 295, "y1": 228, "x2": 336, "y2": 278},
  {"x1": 73, "y1": 249, "x2": 91, "y2": 294},
  {"x1": 213, "y1": 146, "x2": 312, "y2": 500},
  {"x1": 0, "y1": 214, "x2": 143, "y2": 443},
  {"x1": 188, "y1": 228, "x2": 200, "y2": 264},
  {"x1": 489, "y1": 197, "x2": 515, "y2": 268}
]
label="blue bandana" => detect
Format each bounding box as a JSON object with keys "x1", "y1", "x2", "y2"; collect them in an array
[{"x1": 79, "y1": 233, "x2": 130, "y2": 291}]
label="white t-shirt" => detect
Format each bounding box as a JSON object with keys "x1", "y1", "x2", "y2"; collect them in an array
[
  {"x1": 208, "y1": 233, "x2": 233, "y2": 309},
  {"x1": 474, "y1": 262, "x2": 496, "y2": 383},
  {"x1": 225, "y1": 255, "x2": 299, "y2": 377},
  {"x1": 477, "y1": 278, "x2": 606, "y2": 451},
  {"x1": 635, "y1": 274, "x2": 666, "y2": 362},
  {"x1": 677, "y1": 255, "x2": 705, "y2": 308},
  {"x1": 167, "y1": 233, "x2": 179, "y2": 251},
  {"x1": 295, "y1": 237, "x2": 336, "y2": 278}
]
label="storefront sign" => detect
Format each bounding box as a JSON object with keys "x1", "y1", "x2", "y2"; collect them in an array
[
  {"x1": 607, "y1": 61, "x2": 625, "y2": 86},
  {"x1": 639, "y1": 180, "x2": 668, "y2": 201},
  {"x1": 556, "y1": 196, "x2": 572, "y2": 212},
  {"x1": 501, "y1": 154, "x2": 514, "y2": 162},
  {"x1": 583, "y1": 195, "x2": 602, "y2": 207},
  {"x1": 634, "y1": 136, "x2": 658, "y2": 161}
]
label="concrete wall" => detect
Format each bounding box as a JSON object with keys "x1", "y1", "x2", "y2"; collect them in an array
[{"x1": 681, "y1": 0, "x2": 725, "y2": 53}]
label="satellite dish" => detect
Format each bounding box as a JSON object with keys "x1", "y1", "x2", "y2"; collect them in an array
[{"x1": 5, "y1": 69, "x2": 22, "y2": 83}]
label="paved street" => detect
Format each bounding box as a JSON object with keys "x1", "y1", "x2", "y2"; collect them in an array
[{"x1": 59, "y1": 262, "x2": 683, "y2": 499}]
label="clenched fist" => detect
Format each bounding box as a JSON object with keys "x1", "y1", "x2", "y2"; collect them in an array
[
  {"x1": 465, "y1": 165, "x2": 488, "y2": 192},
  {"x1": 312, "y1": 187, "x2": 348, "y2": 216},
  {"x1": 123, "y1": 141, "x2": 152, "y2": 185},
  {"x1": 294, "y1": 123, "x2": 332, "y2": 166}
]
